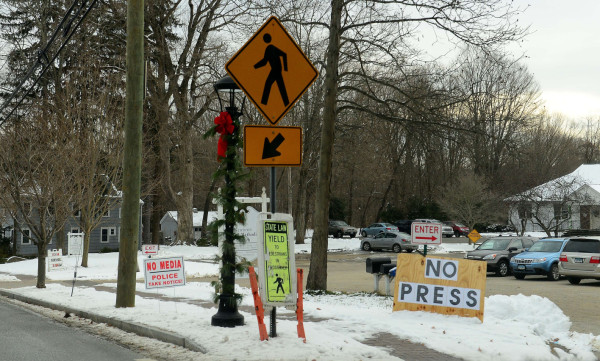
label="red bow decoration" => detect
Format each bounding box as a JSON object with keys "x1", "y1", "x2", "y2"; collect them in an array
[{"x1": 214, "y1": 111, "x2": 234, "y2": 159}]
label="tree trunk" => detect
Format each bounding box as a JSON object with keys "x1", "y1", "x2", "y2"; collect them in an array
[
  {"x1": 36, "y1": 243, "x2": 46, "y2": 288},
  {"x1": 294, "y1": 168, "x2": 308, "y2": 244},
  {"x1": 81, "y1": 226, "x2": 92, "y2": 267},
  {"x1": 150, "y1": 195, "x2": 163, "y2": 244},
  {"x1": 306, "y1": 0, "x2": 342, "y2": 291},
  {"x1": 175, "y1": 132, "x2": 194, "y2": 244}
]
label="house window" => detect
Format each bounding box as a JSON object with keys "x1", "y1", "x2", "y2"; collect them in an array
[
  {"x1": 71, "y1": 228, "x2": 81, "y2": 234},
  {"x1": 21, "y1": 229, "x2": 31, "y2": 245},
  {"x1": 518, "y1": 204, "x2": 532, "y2": 219},
  {"x1": 103, "y1": 209, "x2": 110, "y2": 218},
  {"x1": 23, "y1": 202, "x2": 32, "y2": 216},
  {"x1": 101, "y1": 227, "x2": 116, "y2": 243},
  {"x1": 553, "y1": 204, "x2": 570, "y2": 220}
]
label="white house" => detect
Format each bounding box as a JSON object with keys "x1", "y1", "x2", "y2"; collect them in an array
[{"x1": 507, "y1": 164, "x2": 600, "y2": 234}]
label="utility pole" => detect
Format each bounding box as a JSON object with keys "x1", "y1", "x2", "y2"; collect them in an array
[{"x1": 116, "y1": 0, "x2": 144, "y2": 308}]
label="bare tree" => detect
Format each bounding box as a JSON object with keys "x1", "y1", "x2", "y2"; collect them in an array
[
  {"x1": 58, "y1": 58, "x2": 125, "y2": 267},
  {"x1": 145, "y1": 0, "x2": 249, "y2": 244},
  {"x1": 0, "y1": 105, "x2": 75, "y2": 288},
  {"x1": 439, "y1": 172, "x2": 503, "y2": 231}
]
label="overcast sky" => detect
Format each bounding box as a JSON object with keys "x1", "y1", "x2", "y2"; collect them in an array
[{"x1": 511, "y1": 0, "x2": 600, "y2": 120}]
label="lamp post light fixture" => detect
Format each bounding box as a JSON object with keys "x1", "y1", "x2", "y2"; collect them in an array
[{"x1": 211, "y1": 75, "x2": 245, "y2": 327}]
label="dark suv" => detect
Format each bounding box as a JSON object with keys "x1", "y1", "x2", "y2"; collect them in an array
[
  {"x1": 393, "y1": 220, "x2": 414, "y2": 234},
  {"x1": 465, "y1": 236, "x2": 536, "y2": 276}
]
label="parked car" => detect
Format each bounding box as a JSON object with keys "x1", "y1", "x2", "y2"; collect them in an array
[
  {"x1": 558, "y1": 237, "x2": 600, "y2": 284},
  {"x1": 392, "y1": 220, "x2": 414, "y2": 234},
  {"x1": 360, "y1": 223, "x2": 399, "y2": 237},
  {"x1": 414, "y1": 219, "x2": 454, "y2": 238},
  {"x1": 443, "y1": 221, "x2": 470, "y2": 237},
  {"x1": 465, "y1": 236, "x2": 536, "y2": 277},
  {"x1": 328, "y1": 220, "x2": 358, "y2": 238},
  {"x1": 510, "y1": 238, "x2": 568, "y2": 281},
  {"x1": 360, "y1": 231, "x2": 418, "y2": 253}
]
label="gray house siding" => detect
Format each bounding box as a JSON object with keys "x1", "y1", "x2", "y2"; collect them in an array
[{"x1": 14, "y1": 202, "x2": 142, "y2": 257}]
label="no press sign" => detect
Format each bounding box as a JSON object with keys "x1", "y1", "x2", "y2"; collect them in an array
[{"x1": 143, "y1": 256, "x2": 186, "y2": 289}]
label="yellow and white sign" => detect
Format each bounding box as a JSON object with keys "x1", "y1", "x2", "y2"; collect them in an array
[
  {"x1": 393, "y1": 254, "x2": 486, "y2": 322},
  {"x1": 257, "y1": 213, "x2": 296, "y2": 306}
]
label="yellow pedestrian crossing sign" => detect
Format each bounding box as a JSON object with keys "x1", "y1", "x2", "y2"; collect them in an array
[
  {"x1": 256, "y1": 213, "x2": 297, "y2": 307},
  {"x1": 225, "y1": 16, "x2": 318, "y2": 125},
  {"x1": 468, "y1": 230, "x2": 481, "y2": 243}
]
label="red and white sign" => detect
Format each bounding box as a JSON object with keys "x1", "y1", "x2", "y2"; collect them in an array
[
  {"x1": 411, "y1": 222, "x2": 442, "y2": 245},
  {"x1": 47, "y1": 249, "x2": 65, "y2": 272},
  {"x1": 143, "y1": 257, "x2": 186, "y2": 289},
  {"x1": 142, "y1": 244, "x2": 159, "y2": 256}
]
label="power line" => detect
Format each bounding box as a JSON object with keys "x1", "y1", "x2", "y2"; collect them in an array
[{"x1": 0, "y1": 0, "x2": 98, "y2": 126}]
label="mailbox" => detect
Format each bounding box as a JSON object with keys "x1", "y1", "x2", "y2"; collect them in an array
[
  {"x1": 380, "y1": 263, "x2": 396, "y2": 275},
  {"x1": 366, "y1": 257, "x2": 391, "y2": 274}
]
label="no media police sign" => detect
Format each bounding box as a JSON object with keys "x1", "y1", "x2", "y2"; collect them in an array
[{"x1": 143, "y1": 256, "x2": 186, "y2": 289}]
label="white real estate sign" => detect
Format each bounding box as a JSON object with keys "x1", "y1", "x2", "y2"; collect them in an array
[
  {"x1": 67, "y1": 232, "x2": 84, "y2": 256},
  {"x1": 143, "y1": 257, "x2": 186, "y2": 289},
  {"x1": 411, "y1": 222, "x2": 443, "y2": 245},
  {"x1": 47, "y1": 249, "x2": 65, "y2": 272}
]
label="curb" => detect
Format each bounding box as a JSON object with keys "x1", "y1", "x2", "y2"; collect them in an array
[{"x1": 0, "y1": 289, "x2": 207, "y2": 353}]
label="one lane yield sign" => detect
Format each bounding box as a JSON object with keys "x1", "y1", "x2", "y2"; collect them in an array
[
  {"x1": 226, "y1": 16, "x2": 318, "y2": 125},
  {"x1": 244, "y1": 125, "x2": 302, "y2": 167}
]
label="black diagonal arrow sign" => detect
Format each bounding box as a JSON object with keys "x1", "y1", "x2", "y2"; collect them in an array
[
  {"x1": 262, "y1": 133, "x2": 285, "y2": 159},
  {"x1": 244, "y1": 125, "x2": 302, "y2": 167}
]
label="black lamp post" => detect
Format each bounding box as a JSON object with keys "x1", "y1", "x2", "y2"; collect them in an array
[{"x1": 211, "y1": 75, "x2": 245, "y2": 327}]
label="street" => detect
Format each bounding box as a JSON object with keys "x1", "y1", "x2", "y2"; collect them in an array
[{"x1": 0, "y1": 298, "x2": 150, "y2": 361}]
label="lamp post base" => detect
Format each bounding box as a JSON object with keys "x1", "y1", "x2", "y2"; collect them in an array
[{"x1": 211, "y1": 294, "x2": 244, "y2": 327}]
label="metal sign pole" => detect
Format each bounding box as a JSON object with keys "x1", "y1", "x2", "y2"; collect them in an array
[{"x1": 270, "y1": 166, "x2": 277, "y2": 337}]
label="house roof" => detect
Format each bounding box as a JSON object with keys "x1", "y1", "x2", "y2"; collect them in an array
[
  {"x1": 507, "y1": 164, "x2": 600, "y2": 202},
  {"x1": 160, "y1": 206, "x2": 258, "y2": 227},
  {"x1": 160, "y1": 210, "x2": 219, "y2": 227}
]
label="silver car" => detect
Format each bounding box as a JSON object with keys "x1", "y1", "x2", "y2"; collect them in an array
[
  {"x1": 558, "y1": 237, "x2": 600, "y2": 284},
  {"x1": 360, "y1": 222, "x2": 399, "y2": 237},
  {"x1": 360, "y1": 231, "x2": 418, "y2": 253}
]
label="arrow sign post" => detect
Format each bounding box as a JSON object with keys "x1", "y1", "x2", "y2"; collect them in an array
[
  {"x1": 244, "y1": 125, "x2": 302, "y2": 167},
  {"x1": 411, "y1": 221, "x2": 443, "y2": 258}
]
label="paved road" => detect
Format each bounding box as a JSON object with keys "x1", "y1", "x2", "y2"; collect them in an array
[{"x1": 0, "y1": 298, "x2": 151, "y2": 361}]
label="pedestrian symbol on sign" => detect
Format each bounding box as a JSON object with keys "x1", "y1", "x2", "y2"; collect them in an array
[{"x1": 254, "y1": 33, "x2": 289, "y2": 106}]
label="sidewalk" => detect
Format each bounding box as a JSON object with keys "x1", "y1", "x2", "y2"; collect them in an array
[{"x1": 0, "y1": 275, "x2": 465, "y2": 361}]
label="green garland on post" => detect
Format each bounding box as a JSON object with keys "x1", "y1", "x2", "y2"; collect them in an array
[{"x1": 204, "y1": 109, "x2": 251, "y2": 306}]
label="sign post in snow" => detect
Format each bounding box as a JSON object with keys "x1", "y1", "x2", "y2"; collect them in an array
[{"x1": 143, "y1": 257, "x2": 186, "y2": 289}]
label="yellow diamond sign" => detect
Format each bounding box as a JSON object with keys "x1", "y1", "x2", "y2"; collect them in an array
[
  {"x1": 225, "y1": 16, "x2": 318, "y2": 125},
  {"x1": 468, "y1": 230, "x2": 481, "y2": 243}
]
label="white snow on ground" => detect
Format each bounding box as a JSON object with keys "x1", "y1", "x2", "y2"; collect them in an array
[
  {"x1": 0, "y1": 231, "x2": 598, "y2": 360},
  {"x1": 0, "y1": 273, "x2": 19, "y2": 282}
]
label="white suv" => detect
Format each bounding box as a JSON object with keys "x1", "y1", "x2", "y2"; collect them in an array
[{"x1": 558, "y1": 237, "x2": 600, "y2": 284}]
